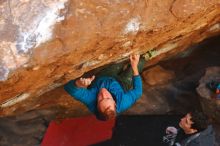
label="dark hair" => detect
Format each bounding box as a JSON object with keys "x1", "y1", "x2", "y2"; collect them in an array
[{"x1": 190, "y1": 110, "x2": 209, "y2": 132}]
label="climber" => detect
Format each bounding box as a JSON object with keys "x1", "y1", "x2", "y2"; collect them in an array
[
  {"x1": 64, "y1": 54, "x2": 145, "y2": 120},
  {"x1": 163, "y1": 110, "x2": 215, "y2": 146}
]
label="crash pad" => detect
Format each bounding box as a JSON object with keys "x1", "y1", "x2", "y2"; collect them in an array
[{"x1": 41, "y1": 115, "x2": 115, "y2": 146}]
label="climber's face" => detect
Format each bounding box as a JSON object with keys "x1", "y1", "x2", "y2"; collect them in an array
[{"x1": 97, "y1": 88, "x2": 116, "y2": 118}]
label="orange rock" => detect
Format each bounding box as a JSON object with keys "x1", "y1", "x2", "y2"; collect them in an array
[
  {"x1": 0, "y1": 0, "x2": 220, "y2": 116},
  {"x1": 142, "y1": 65, "x2": 175, "y2": 86}
]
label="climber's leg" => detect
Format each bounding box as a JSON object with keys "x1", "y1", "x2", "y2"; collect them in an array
[{"x1": 117, "y1": 57, "x2": 145, "y2": 91}]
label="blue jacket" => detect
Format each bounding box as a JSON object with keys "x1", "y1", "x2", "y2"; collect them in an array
[{"x1": 64, "y1": 75, "x2": 142, "y2": 114}]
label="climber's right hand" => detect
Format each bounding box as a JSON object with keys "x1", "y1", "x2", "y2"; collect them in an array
[
  {"x1": 130, "y1": 54, "x2": 140, "y2": 76},
  {"x1": 75, "y1": 75, "x2": 95, "y2": 88}
]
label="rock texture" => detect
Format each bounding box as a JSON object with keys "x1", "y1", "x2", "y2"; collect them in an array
[
  {"x1": 0, "y1": 0, "x2": 220, "y2": 115},
  {"x1": 2, "y1": 35, "x2": 220, "y2": 146},
  {"x1": 1, "y1": 35, "x2": 220, "y2": 119},
  {"x1": 197, "y1": 67, "x2": 220, "y2": 123},
  {"x1": 142, "y1": 65, "x2": 175, "y2": 86},
  {"x1": 0, "y1": 109, "x2": 56, "y2": 146}
]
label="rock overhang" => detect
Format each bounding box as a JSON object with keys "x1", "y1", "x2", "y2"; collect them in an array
[{"x1": 0, "y1": 0, "x2": 220, "y2": 115}]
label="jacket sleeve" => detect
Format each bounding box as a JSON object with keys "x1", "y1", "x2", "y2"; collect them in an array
[
  {"x1": 117, "y1": 75, "x2": 143, "y2": 113},
  {"x1": 64, "y1": 80, "x2": 97, "y2": 112}
]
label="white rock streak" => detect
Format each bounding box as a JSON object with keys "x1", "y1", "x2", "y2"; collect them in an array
[
  {"x1": 209, "y1": 23, "x2": 220, "y2": 32},
  {"x1": 0, "y1": 93, "x2": 30, "y2": 108},
  {"x1": 34, "y1": 1, "x2": 66, "y2": 48},
  {"x1": 0, "y1": 66, "x2": 9, "y2": 81},
  {"x1": 0, "y1": 41, "x2": 29, "y2": 81},
  {"x1": 124, "y1": 17, "x2": 140, "y2": 34},
  {"x1": 16, "y1": 0, "x2": 67, "y2": 53},
  {"x1": 0, "y1": 0, "x2": 67, "y2": 81}
]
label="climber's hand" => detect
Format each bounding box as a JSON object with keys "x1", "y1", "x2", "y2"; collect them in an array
[
  {"x1": 75, "y1": 75, "x2": 95, "y2": 88},
  {"x1": 130, "y1": 54, "x2": 140, "y2": 76}
]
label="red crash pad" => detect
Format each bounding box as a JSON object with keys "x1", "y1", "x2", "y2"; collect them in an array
[{"x1": 41, "y1": 115, "x2": 115, "y2": 146}]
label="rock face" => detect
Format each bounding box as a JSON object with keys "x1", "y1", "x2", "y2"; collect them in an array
[
  {"x1": 142, "y1": 65, "x2": 175, "y2": 86},
  {"x1": 1, "y1": 43, "x2": 220, "y2": 146},
  {"x1": 0, "y1": 109, "x2": 56, "y2": 146},
  {"x1": 0, "y1": 0, "x2": 220, "y2": 115},
  {"x1": 1, "y1": 35, "x2": 220, "y2": 119},
  {"x1": 197, "y1": 67, "x2": 220, "y2": 123}
]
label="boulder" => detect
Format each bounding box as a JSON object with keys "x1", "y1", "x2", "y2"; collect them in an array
[
  {"x1": 142, "y1": 65, "x2": 175, "y2": 86},
  {"x1": 197, "y1": 67, "x2": 220, "y2": 123},
  {"x1": 0, "y1": 0, "x2": 220, "y2": 116}
]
